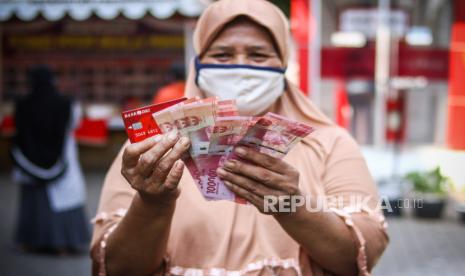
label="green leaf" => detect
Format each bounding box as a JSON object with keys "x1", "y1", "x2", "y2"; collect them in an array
[{"x1": 404, "y1": 166, "x2": 449, "y2": 194}]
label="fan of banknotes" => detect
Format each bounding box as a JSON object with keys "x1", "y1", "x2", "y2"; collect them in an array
[{"x1": 122, "y1": 97, "x2": 314, "y2": 204}]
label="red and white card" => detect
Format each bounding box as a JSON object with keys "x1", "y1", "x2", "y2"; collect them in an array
[{"x1": 121, "y1": 97, "x2": 186, "y2": 143}]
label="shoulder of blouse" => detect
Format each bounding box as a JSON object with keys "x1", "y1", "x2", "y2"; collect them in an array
[{"x1": 300, "y1": 125, "x2": 360, "y2": 160}]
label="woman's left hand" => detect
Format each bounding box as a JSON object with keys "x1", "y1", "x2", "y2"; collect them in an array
[{"x1": 217, "y1": 146, "x2": 301, "y2": 214}]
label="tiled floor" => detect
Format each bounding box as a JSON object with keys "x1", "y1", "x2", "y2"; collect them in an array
[
  {"x1": 373, "y1": 213, "x2": 465, "y2": 275},
  {"x1": 1, "y1": 172, "x2": 464, "y2": 276}
]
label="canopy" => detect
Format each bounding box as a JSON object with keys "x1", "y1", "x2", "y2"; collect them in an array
[{"x1": 0, "y1": 0, "x2": 207, "y2": 22}]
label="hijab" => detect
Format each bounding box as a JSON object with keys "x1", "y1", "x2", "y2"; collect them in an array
[
  {"x1": 13, "y1": 65, "x2": 71, "y2": 171},
  {"x1": 92, "y1": 1, "x2": 387, "y2": 275},
  {"x1": 185, "y1": 0, "x2": 333, "y2": 131}
]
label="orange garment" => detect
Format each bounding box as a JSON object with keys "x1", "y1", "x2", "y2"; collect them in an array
[
  {"x1": 91, "y1": 0, "x2": 388, "y2": 275},
  {"x1": 152, "y1": 81, "x2": 186, "y2": 104}
]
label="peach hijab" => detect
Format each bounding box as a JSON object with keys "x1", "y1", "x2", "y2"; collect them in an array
[
  {"x1": 186, "y1": 0, "x2": 332, "y2": 130},
  {"x1": 91, "y1": 0, "x2": 388, "y2": 275}
]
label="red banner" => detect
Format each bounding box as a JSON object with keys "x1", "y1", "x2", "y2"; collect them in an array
[
  {"x1": 447, "y1": 23, "x2": 465, "y2": 150},
  {"x1": 291, "y1": 0, "x2": 310, "y2": 95},
  {"x1": 321, "y1": 44, "x2": 449, "y2": 80},
  {"x1": 321, "y1": 45, "x2": 375, "y2": 79}
]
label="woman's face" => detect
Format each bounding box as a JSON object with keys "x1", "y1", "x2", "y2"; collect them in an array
[{"x1": 200, "y1": 20, "x2": 283, "y2": 68}]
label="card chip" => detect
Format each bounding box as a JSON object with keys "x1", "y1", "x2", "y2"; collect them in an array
[{"x1": 132, "y1": 122, "x2": 143, "y2": 130}]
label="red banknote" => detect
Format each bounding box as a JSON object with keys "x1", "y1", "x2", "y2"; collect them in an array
[{"x1": 122, "y1": 97, "x2": 314, "y2": 205}]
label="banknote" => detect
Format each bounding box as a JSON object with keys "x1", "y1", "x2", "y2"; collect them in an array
[
  {"x1": 227, "y1": 112, "x2": 314, "y2": 161},
  {"x1": 123, "y1": 97, "x2": 313, "y2": 204},
  {"x1": 194, "y1": 116, "x2": 257, "y2": 203},
  {"x1": 152, "y1": 101, "x2": 204, "y2": 189}
]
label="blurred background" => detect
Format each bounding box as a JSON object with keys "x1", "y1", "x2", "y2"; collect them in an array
[{"x1": 0, "y1": 0, "x2": 464, "y2": 275}]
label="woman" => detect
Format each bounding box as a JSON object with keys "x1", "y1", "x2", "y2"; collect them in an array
[
  {"x1": 91, "y1": 0, "x2": 388, "y2": 275},
  {"x1": 12, "y1": 65, "x2": 90, "y2": 254}
]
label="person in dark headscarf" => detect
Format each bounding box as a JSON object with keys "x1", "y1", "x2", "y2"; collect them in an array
[{"x1": 12, "y1": 65, "x2": 90, "y2": 254}]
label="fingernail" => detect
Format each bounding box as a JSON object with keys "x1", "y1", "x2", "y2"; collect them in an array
[
  {"x1": 217, "y1": 168, "x2": 227, "y2": 176},
  {"x1": 179, "y1": 136, "x2": 190, "y2": 146},
  {"x1": 168, "y1": 130, "x2": 178, "y2": 141},
  {"x1": 175, "y1": 160, "x2": 184, "y2": 170},
  {"x1": 224, "y1": 160, "x2": 235, "y2": 169},
  {"x1": 224, "y1": 181, "x2": 232, "y2": 187},
  {"x1": 235, "y1": 147, "x2": 246, "y2": 156}
]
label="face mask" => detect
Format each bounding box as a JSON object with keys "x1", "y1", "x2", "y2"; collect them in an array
[{"x1": 195, "y1": 58, "x2": 285, "y2": 116}]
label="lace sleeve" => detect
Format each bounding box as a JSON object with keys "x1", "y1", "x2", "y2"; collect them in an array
[{"x1": 329, "y1": 206, "x2": 388, "y2": 275}]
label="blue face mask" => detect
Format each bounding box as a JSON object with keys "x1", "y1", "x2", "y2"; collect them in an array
[{"x1": 195, "y1": 57, "x2": 286, "y2": 115}]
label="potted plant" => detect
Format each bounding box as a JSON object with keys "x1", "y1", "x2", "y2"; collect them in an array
[
  {"x1": 449, "y1": 184, "x2": 465, "y2": 223},
  {"x1": 405, "y1": 167, "x2": 450, "y2": 219}
]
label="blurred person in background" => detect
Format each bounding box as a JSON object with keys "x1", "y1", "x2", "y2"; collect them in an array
[
  {"x1": 152, "y1": 63, "x2": 186, "y2": 104},
  {"x1": 11, "y1": 65, "x2": 90, "y2": 255},
  {"x1": 91, "y1": 0, "x2": 388, "y2": 275}
]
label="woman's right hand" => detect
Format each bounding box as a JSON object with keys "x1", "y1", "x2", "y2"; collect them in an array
[{"x1": 121, "y1": 131, "x2": 190, "y2": 208}]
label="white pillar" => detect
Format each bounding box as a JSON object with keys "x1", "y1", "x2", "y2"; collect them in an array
[
  {"x1": 183, "y1": 20, "x2": 196, "y2": 76},
  {"x1": 309, "y1": 0, "x2": 322, "y2": 105},
  {"x1": 374, "y1": 0, "x2": 391, "y2": 147}
]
